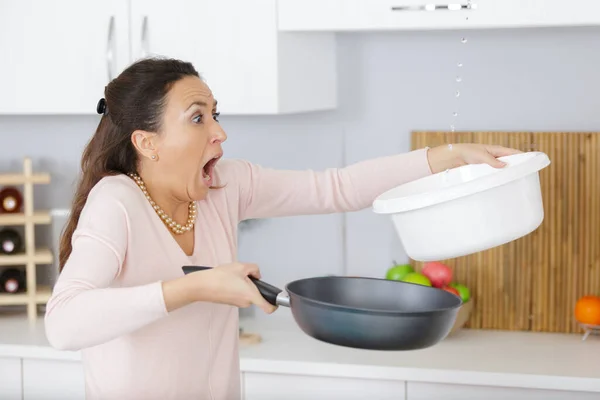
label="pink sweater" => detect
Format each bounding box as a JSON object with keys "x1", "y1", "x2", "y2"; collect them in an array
[{"x1": 45, "y1": 149, "x2": 431, "y2": 400}]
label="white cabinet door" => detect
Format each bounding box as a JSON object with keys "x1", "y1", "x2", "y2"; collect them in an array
[
  {"x1": 0, "y1": 0, "x2": 130, "y2": 115},
  {"x1": 278, "y1": 0, "x2": 478, "y2": 31},
  {"x1": 278, "y1": 0, "x2": 600, "y2": 32},
  {"x1": 471, "y1": 0, "x2": 600, "y2": 29},
  {"x1": 22, "y1": 359, "x2": 85, "y2": 400},
  {"x1": 0, "y1": 357, "x2": 22, "y2": 400},
  {"x1": 130, "y1": 0, "x2": 336, "y2": 115},
  {"x1": 407, "y1": 382, "x2": 600, "y2": 400},
  {"x1": 243, "y1": 372, "x2": 406, "y2": 400}
]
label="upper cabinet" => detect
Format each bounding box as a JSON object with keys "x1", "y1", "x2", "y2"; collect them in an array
[
  {"x1": 128, "y1": 0, "x2": 336, "y2": 115},
  {"x1": 4, "y1": 0, "x2": 599, "y2": 116},
  {"x1": 0, "y1": 0, "x2": 336, "y2": 115},
  {"x1": 0, "y1": 0, "x2": 131, "y2": 115},
  {"x1": 277, "y1": 0, "x2": 600, "y2": 32}
]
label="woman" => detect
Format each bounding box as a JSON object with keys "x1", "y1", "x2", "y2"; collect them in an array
[{"x1": 45, "y1": 57, "x2": 519, "y2": 399}]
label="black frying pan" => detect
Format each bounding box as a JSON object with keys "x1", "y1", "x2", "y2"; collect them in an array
[{"x1": 182, "y1": 266, "x2": 462, "y2": 351}]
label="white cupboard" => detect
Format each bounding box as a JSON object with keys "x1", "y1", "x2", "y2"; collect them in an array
[
  {"x1": 129, "y1": 0, "x2": 336, "y2": 115},
  {"x1": 0, "y1": 357, "x2": 22, "y2": 400},
  {"x1": 0, "y1": 0, "x2": 130, "y2": 115},
  {"x1": 406, "y1": 382, "x2": 600, "y2": 400},
  {"x1": 277, "y1": 0, "x2": 600, "y2": 32},
  {"x1": 0, "y1": 0, "x2": 336, "y2": 115},
  {"x1": 243, "y1": 372, "x2": 406, "y2": 400},
  {"x1": 22, "y1": 358, "x2": 85, "y2": 400},
  {"x1": 1, "y1": 356, "x2": 600, "y2": 400}
]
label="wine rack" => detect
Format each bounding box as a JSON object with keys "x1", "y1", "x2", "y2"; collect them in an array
[{"x1": 0, "y1": 157, "x2": 52, "y2": 322}]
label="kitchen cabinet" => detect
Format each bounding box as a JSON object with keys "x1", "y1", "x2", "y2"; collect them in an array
[
  {"x1": 406, "y1": 382, "x2": 600, "y2": 400},
  {"x1": 243, "y1": 372, "x2": 406, "y2": 400},
  {"x1": 277, "y1": 0, "x2": 600, "y2": 32},
  {"x1": 0, "y1": 0, "x2": 336, "y2": 116},
  {"x1": 0, "y1": 357, "x2": 22, "y2": 400},
  {"x1": 129, "y1": 0, "x2": 336, "y2": 115},
  {"x1": 22, "y1": 358, "x2": 85, "y2": 400},
  {"x1": 0, "y1": 0, "x2": 131, "y2": 115}
]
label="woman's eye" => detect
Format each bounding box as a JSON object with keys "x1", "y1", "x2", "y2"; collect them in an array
[
  {"x1": 192, "y1": 114, "x2": 203, "y2": 124},
  {"x1": 213, "y1": 112, "x2": 220, "y2": 122}
]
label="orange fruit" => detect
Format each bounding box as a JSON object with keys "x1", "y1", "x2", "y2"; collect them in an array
[{"x1": 574, "y1": 295, "x2": 600, "y2": 325}]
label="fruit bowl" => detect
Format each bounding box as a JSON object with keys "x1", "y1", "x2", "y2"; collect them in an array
[
  {"x1": 385, "y1": 261, "x2": 473, "y2": 337},
  {"x1": 448, "y1": 298, "x2": 474, "y2": 335},
  {"x1": 372, "y1": 151, "x2": 551, "y2": 261}
]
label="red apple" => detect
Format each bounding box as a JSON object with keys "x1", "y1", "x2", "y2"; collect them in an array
[
  {"x1": 443, "y1": 286, "x2": 460, "y2": 297},
  {"x1": 421, "y1": 262, "x2": 453, "y2": 288}
]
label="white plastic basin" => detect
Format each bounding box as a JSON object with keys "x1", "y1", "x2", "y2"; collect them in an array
[{"x1": 372, "y1": 151, "x2": 551, "y2": 261}]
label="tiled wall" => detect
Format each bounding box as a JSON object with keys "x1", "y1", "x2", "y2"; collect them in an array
[{"x1": 2, "y1": 27, "x2": 600, "y2": 320}]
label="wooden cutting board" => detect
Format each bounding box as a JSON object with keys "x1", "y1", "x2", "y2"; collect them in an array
[{"x1": 239, "y1": 328, "x2": 262, "y2": 345}]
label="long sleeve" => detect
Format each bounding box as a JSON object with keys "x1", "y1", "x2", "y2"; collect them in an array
[
  {"x1": 230, "y1": 148, "x2": 432, "y2": 221},
  {"x1": 44, "y1": 182, "x2": 168, "y2": 351}
]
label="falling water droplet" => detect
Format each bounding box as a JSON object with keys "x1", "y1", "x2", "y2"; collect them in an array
[
  {"x1": 453, "y1": 112, "x2": 458, "y2": 117},
  {"x1": 450, "y1": 124, "x2": 455, "y2": 132},
  {"x1": 456, "y1": 76, "x2": 462, "y2": 82},
  {"x1": 455, "y1": 90, "x2": 460, "y2": 97},
  {"x1": 457, "y1": 62, "x2": 463, "y2": 67},
  {"x1": 461, "y1": 37, "x2": 467, "y2": 43}
]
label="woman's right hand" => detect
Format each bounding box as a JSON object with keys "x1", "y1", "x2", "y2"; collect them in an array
[
  {"x1": 162, "y1": 262, "x2": 277, "y2": 314},
  {"x1": 196, "y1": 262, "x2": 277, "y2": 314}
]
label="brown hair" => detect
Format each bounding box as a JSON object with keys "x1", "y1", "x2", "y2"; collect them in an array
[{"x1": 58, "y1": 57, "x2": 200, "y2": 271}]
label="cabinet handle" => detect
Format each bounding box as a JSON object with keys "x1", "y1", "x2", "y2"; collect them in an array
[
  {"x1": 140, "y1": 16, "x2": 149, "y2": 58},
  {"x1": 106, "y1": 16, "x2": 115, "y2": 81},
  {"x1": 391, "y1": 3, "x2": 477, "y2": 11}
]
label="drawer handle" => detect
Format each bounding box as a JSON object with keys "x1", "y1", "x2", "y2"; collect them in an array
[{"x1": 391, "y1": 3, "x2": 477, "y2": 12}]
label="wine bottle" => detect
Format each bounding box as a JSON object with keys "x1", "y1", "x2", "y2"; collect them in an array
[
  {"x1": 0, "y1": 228, "x2": 23, "y2": 255},
  {"x1": 0, "y1": 268, "x2": 25, "y2": 293},
  {"x1": 0, "y1": 186, "x2": 23, "y2": 213}
]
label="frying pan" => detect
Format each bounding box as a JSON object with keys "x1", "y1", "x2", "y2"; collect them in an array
[{"x1": 182, "y1": 266, "x2": 462, "y2": 351}]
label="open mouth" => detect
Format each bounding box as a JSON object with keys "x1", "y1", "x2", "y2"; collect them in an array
[{"x1": 202, "y1": 155, "x2": 221, "y2": 186}]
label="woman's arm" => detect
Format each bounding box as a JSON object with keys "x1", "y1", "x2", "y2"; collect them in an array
[
  {"x1": 229, "y1": 143, "x2": 521, "y2": 221},
  {"x1": 45, "y1": 236, "x2": 272, "y2": 351},
  {"x1": 232, "y1": 148, "x2": 432, "y2": 221},
  {"x1": 44, "y1": 234, "x2": 170, "y2": 351}
]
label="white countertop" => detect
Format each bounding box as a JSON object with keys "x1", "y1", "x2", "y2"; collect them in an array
[{"x1": 1, "y1": 312, "x2": 600, "y2": 393}]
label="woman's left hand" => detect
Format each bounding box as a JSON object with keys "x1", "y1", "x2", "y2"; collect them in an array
[{"x1": 426, "y1": 143, "x2": 523, "y2": 174}]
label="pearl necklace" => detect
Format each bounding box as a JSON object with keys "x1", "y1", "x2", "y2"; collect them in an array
[{"x1": 128, "y1": 173, "x2": 197, "y2": 235}]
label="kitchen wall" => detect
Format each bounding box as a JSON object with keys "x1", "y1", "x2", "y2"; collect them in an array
[{"x1": 2, "y1": 26, "x2": 600, "y2": 318}]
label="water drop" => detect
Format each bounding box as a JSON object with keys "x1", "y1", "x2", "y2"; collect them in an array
[
  {"x1": 456, "y1": 76, "x2": 462, "y2": 82},
  {"x1": 450, "y1": 125, "x2": 455, "y2": 132},
  {"x1": 455, "y1": 90, "x2": 460, "y2": 97},
  {"x1": 461, "y1": 37, "x2": 467, "y2": 44},
  {"x1": 453, "y1": 112, "x2": 458, "y2": 117},
  {"x1": 457, "y1": 62, "x2": 463, "y2": 67}
]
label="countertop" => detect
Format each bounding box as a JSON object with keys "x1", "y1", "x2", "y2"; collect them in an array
[{"x1": 1, "y1": 312, "x2": 600, "y2": 393}]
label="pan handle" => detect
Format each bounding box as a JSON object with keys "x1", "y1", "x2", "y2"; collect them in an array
[{"x1": 181, "y1": 265, "x2": 290, "y2": 307}]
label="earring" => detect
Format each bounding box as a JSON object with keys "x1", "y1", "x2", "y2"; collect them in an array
[{"x1": 151, "y1": 154, "x2": 158, "y2": 160}]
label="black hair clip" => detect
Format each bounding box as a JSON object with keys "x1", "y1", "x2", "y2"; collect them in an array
[{"x1": 96, "y1": 98, "x2": 108, "y2": 115}]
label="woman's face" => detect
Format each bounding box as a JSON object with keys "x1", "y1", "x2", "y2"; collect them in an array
[{"x1": 134, "y1": 75, "x2": 227, "y2": 201}]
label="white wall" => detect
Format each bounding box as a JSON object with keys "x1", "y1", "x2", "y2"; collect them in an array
[{"x1": 2, "y1": 27, "x2": 600, "y2": 319}]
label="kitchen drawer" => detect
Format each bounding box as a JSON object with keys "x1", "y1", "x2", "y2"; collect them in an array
[
  {"x1": 406, "y1": 382, "x2": 600, "y2": 400},
  {"x1": 0, "y1": 357, "x2": 22, "y2": 400},
  {"x1": 22, "y1": 359, "x2": 85, "y2": 400},
  {"x1": 243, "y1": 372, "x2": 406, "y2": 400}
]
